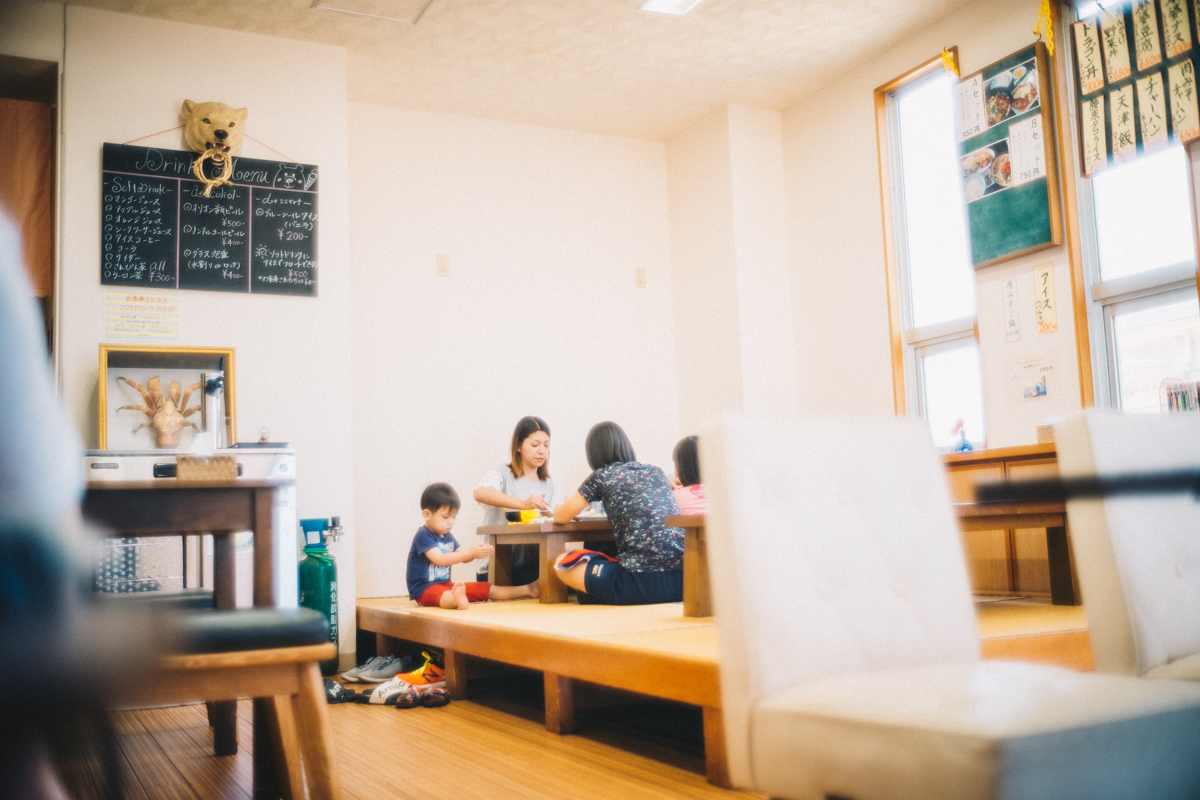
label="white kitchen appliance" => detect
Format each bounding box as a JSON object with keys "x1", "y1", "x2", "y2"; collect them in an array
[{"x1": 84, "y1": 447, "x2": 298, "y2": 608}]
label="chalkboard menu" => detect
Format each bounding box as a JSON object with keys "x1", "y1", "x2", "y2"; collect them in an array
[
  {"x1": 1071, "y1": 0, "x2": 1200, "y2": 176},
  {"x1": 101, "y1": 143, "x2": 318, "y2": 296},
  {"x1": 954, "y1": 43, "x2": 1062, "y2": 268}
]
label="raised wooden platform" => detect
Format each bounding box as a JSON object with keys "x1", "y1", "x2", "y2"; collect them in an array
[{"x1": 357, "y1": 595, "x2": 1094, "y2": 789}]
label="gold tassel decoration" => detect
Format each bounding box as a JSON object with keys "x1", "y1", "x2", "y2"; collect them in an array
[
  {"x1": 942, "y1": 48, "x2": 959, "y2": 77},
  {"x1": 1033, "y1": 0, "x2": 1054, "y2": 57}
]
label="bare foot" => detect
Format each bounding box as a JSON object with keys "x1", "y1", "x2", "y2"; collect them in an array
[
  {"x1": 452, "y1": 582, "x2": 470, "y2": 610},
  {"x1": 527, "y1": 579, "x2": 540, "y2": 599}
]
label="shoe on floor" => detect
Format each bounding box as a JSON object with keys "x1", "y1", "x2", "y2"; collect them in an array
[
  {"x1": 358, "y1": 677, "x2": 409, "y2": 705},
  {"x1": 393, "y1": 686, "x2": 424, "y2": 709},
  {"x1": 395, "y1": 651, "x2": 446, "y2": 691},
  {"x1": 422, "y1": 687, "x2": 450, "y2": 707},
  {"x1": 358, "y1": 654, "x2": 414, "y2": 683},
  {"x1": 341, "y1": 655, "x2": 390, "y2": 683},
  {"x1": 324, "y1": 678, "x2": 357, "y2": 704}
]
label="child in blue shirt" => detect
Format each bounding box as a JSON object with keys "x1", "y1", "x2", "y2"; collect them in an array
[{"x1": 407, "y1": 482, "x2": 539, "y2": 609}]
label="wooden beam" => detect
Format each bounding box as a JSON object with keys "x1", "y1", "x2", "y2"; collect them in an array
[{"x1": 544, "y1": 672, "x2": 574, "y2": 735}]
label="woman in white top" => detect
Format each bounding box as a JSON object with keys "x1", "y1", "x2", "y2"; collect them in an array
[{"x1": 473, "y1": 416, "x2": 556, "y2": 584}]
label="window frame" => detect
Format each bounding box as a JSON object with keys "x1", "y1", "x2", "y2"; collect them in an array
[
  {"x1": 875, "y1": 48, "x2": 986, "y2": 447},
  {"x1": 1061, "y1": 2, "x2": 1200, "y2": 409}
]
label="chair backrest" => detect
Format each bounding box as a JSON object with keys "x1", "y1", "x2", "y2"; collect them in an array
[
  {"x1": 701, "y1": 414, "x2": 978, "y2": 786},
  {"x1": 1054, "y1": 410, "x2": 1200, "y2": 677}
]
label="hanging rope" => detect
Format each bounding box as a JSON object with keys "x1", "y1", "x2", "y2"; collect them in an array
[
  {"x1": 1033, "y1": 0, "x2": 1055, "y2": 57},
  {"x1": 122, "y1": 125, "x2": 183, "y2": 145},
  {"x1": 191, "y1": 149, "x2": 233, "y2": 197},
  {"x1": 941, "y1": 48, "x2": 959, "y2": 77},
  {"x1": 244, "y1": 134, "x2": 298, "y2": 164}
]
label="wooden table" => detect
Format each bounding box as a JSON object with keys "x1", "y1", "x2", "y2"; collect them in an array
[
  {"x1": 479, "y1": 519, "x2": 614, "y2": 604},
  {"x1": 481, "y1": 517, "x2": 713, "y2": 615},
  {"x1": 667, "y1": 515, "x2": 710, "y2": 617},
  {"x1": 953, "y1": 501, "x2": 1076, "y2": 605},
  {"x1": 83, "y1": 478, "x2": 292, "y2": 794}
]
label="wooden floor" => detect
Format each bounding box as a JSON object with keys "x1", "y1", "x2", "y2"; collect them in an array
[
  {"x1": 54, "y1": 597, "x2": 1091, "y2": 799},
  {"x1": 56, "y1": 682, "x2": 761, "y2": 799}
]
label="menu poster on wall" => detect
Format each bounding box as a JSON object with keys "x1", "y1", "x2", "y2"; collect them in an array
[
  {"x1": 1168, "y1": 59, "x2": 1200, "y2": 139},
  {"x1": 1003, "y1": 278, "x2": 1021, "y2": 342},
  {"x1": 956, "y1": 74, "x2": 987, "y2": 140},
  {"x1": 1033, "y1": 262, "x2": 1059, "y2": 334},
  {"x1": 1074, "y1": 19, "x2": 1107, "y2": 94},
  {"x1": 1138, "y1": 72, "x2": 1172, "y2": 148},
  {"x1": 105, "y1": 290, "x2": 179, "y2": 340},
  {"x1": 1072, "y1": 0, "x2": 1200, "y2": 175},
  {"x1": 1101, "y1": 7, "x2": 1135, "y2": 82},
  {"x1": 1007, "y1": 352, "x2": 1058, "y2": 404},
  {"x1": 101, "y1": 143, "x2": 319, "y2": 296},
  {"x1": 956, "y1": 43, "x2": 1061, "y2": 267},
  {"x1": 1134, "y1": 0, "x2": 1165, "y2": 69},
  {"x1": 1162, "y1": 0, "x2": 1192, "y2": 56},
  {"x1": 1110, "y1": 85, "x2": 1139, "y2": 160}
]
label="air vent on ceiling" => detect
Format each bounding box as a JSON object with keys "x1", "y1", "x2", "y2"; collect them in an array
[{"x1": 312, "y1": 0, "x2": 434, "y2": 24}]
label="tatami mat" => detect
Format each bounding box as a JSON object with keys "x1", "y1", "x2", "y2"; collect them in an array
[
  {"x1": 358, "y1": 595, "x2": 715, "y2": 638},
  {"x1": 974, "y1": 598, "x2": 1089, "y2": 639}
]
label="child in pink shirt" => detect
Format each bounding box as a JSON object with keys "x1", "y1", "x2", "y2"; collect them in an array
[{"x1": 670, "y1": 436, "x2": 706, "y2": 515}]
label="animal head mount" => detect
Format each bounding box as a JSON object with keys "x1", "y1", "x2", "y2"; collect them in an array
[{"x1": 181, "y1": 99, "x2": 248, "y2": 161}]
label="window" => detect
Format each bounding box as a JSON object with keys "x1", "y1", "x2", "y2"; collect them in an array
[
  {"x1": 878, "y1": 55, "x2": 987, "y2": 448},
  {"x1": 1080, "y1": 142, "x2": 1199, "y2": 411}
]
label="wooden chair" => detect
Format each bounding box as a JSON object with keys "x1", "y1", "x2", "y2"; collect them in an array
[
  {"x1": 700, "y1": 414, "x2": 1200, "y2": 800},
  {"x1": 1055, "y1": 410, "x2": 1200, "y2": 681},
  {"x1": 112, "y1": 606, "x2": 341, "y2": 800}
]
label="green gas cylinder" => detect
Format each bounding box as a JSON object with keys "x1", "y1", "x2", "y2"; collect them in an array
[{"x1": 298, "y1": 518, "x2": 339, "y2": 676}]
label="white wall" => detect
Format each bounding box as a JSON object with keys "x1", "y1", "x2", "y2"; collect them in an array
[
  {"x1": 46, "y1": 6, "x2": 358, "y2": 652},
  {"x1": 666, "y1": 104, "x2": 798, "y2": 434},
  {"x1": 666, "y1": 107, "x2": 743, "y2": 434},
  {"x1": 781, "y1": 0, "x2": 1084, "y2": 443},
  {"x1": 348, "y1": 103, "x2": 679, "y2": 598}
]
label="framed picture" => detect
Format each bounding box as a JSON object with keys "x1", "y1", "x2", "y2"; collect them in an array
[
  {"x1": 955, "y1": 42, "x2": 1063, "y2": 267},
  {"x1": 98, "y1": 344, "x2": 236, "y2": 450}
]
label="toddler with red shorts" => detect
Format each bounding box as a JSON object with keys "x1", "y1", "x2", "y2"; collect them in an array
[{"x1": 407, "y1": 482, "x2": 539, "y2": 609}]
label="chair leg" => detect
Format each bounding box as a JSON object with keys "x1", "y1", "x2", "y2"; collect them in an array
[
  {"x1": 270, "y1": 695, "x2": 305, "y2": 800},
  {"x1": 212, "y1": 700, "x2": 238, "y2": 756},
  {"x1": 292, "y1": 662, "x2": 342, "y2": 800}
]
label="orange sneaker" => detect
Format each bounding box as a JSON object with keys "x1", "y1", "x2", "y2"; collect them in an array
[{"x1": 397, "y1": 651, "x2": 446, "y2": 692}]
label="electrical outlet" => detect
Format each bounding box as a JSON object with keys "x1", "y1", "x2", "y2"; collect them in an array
[
  {"x1": 634, "y1": 267, "x2": 647, "y2": 288},
  {"x1": 436, "y1": 254, "x2": 450, "y2": 277}
]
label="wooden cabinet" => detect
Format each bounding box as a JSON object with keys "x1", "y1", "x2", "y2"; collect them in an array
[{"x1": 944, "y1": 444, "x2": 1077, "y2": 601}]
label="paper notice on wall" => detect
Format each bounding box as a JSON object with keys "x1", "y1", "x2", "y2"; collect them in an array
[
  {"x1": 1033, "y1": 262, "x2": 1058, "y2": 334},
  {"x1": 106, "y1": 291, "x2": 179, "y2": 340},
  {"x1": 1007, "y1": 352, "x2": 1058, "y2": 404},
  {"x1": 1003, "y1": 278, "x2": 1021, "y2": 342},
  {"x1": 1161, "y1": 0, "x2": 1192, "y2": 58},
  {"x1": 1138, "y1": 72, "x2": 1170, "y2": 151},
  {"x1": 1081, "y1": 96, "x2": 1107, "y2": 174},
  {"x1": 1168, "y1": 60, "x2": 1200, "y2": 143},
  {"x1": 1074, "y1": 20, "x2": 1106, "y2": 95},
  {"x1": 1100, "y1": 9, "x2": 1132, "y2": 84},
  {"x1": 1133, "y1": 0, "x2": 1163, "y2": 70},
  {"x1": 1110, "y1": 85, "x2": 1138, "y2": 162},
  {"x1": 1008, "y1": 116, "x2": 1045, "y2": 186},
  {"x1": 956, "y1": 74, "x2": 986, "y2": 141}
]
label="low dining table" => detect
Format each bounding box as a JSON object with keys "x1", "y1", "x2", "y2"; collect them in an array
[
  {"x1": 478, "y1": 519, "x2": 614, "y2": 604},
  {"x1": 480, "y1": 515, "x2": 714, "y2": 616},
  {"x1": 952, "y1": 500, "x2": 1075, "y2": 605}
]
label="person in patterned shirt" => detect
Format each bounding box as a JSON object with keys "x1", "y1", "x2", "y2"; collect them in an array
[{"x1": 552, "y1": 422, "x2": 683, "y2": 605}]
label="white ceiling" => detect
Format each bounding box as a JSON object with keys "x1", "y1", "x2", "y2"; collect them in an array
[{"x1": 63, "y1": 0, "x2": 973, "y2": 141}]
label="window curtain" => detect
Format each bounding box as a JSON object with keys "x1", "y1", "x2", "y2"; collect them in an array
[{"x1": 0, "y1": 97, "x2": 54, "y2": 298}]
